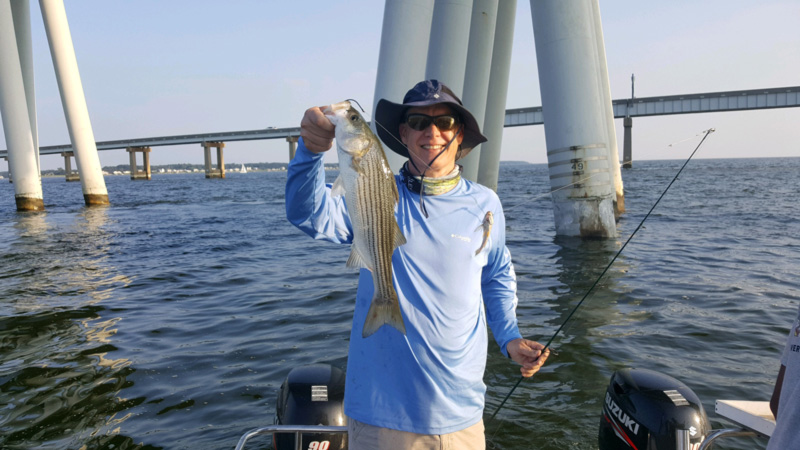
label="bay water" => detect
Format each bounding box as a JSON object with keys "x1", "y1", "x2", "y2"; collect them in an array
[{"x1": 1, "y1": 157, "x2": 798, "y2": 449}]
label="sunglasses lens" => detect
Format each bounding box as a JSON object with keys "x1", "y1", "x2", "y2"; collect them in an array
[
  {"x1": 406, "y1": 115, "x2": 430, "y2": 131},
  {"x1": 434, "y1": 116, "x2": 456, "y2": 131},
  {"x1": 405, "y1": 114, "x2": 458, "y2": 131}
]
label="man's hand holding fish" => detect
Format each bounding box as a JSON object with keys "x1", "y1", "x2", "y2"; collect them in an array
[{"x1": 299, "y1": 106, "x2": 335, "y2": 153}]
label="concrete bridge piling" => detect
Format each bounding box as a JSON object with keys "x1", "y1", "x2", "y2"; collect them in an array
[
  {"x1": 0, "y1": 0, "x2": 44, "y2": 210},
  {"x1": 286, "y1": 136, "x2": 298, "y2": 161},
  {"x1": 531, "y1": 0, "x2": 619, "y2": 238},
  {"x1": 202, "y1": 141, "x2": 225, "y2": 178},
  {"x1": 126, "y1": 146, "x2": 151, "y2": 180},
  {"x1": 41, "y1": 0, "x2": 109, "y2": 206},
  {"x1": 623, "y1": 117, "x2": 633, "y2": 169},
  {"x1": 61, "y1": 151, "x2": 79, "y2": 181}
]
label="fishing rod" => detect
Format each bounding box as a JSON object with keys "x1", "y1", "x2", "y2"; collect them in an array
[
  {"x1": 500, "y1": 127, "x2": 716, "y2": 213},
  {"x1": 361, "y1": 102, "x2": 716, "y2": 421},
  {"x1": 486, "y1": 127, "x2": 716, "y2": 423}
]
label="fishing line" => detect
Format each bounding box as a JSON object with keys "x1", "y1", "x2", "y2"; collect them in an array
[
  {"x1": 499, "y1": 128, "x2": 716, "y2": 215},
  {"x1": 358, "y1": 101, "x2": 704, "y2": 200},
  {"x1": 330, "y1": 100, "x2": 440, "y2": 177},
  {"x1": 361, "y1": 104, "x2": 464, "y2": 218},
  {"x1": 486, "y1": 127, "x2": 716, "y2": 426},
  {"x1": 365, "y1": 107, "x2": 455, "y2": 177},
  {"x1": 346, "y1": 99, "x2": 365, "y2": 113}
]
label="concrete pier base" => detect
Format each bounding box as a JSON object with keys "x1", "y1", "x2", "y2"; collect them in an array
[
  {"x1": 61, "y1": 151, "x2": 79, "y2": 181},
  {"x1": 126, "y1": 146, "x2": 151, "y2": 180},
  {"x1": 83, "y1": 193, "x2": 109, "y2": 206},
  {"x1": 15, "y1": 196, "x2": 44, "y2": 211},
  {"x1": 552, "y1": 195, "x2": 616, "y2": 238},
  {"x1": 203, "y1": 142, "x2": 225, "y2": 179},
  {"x1": 287, "y1": 136, "x2": 298, "y2": 161},
  {"x1": 623, "y1": 117, "x2": 632, "y2": 169},
  {"x1": 547, "y1": 143, "x2": 616, "y2": 238}
]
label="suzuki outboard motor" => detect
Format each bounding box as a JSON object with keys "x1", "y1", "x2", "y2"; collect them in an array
[
  {"x1": 274, "y1": 364, "x2": 347, "y2": 450},
  {"x1": 599, "y1": 368, "x2": 710, "y2": 450}
]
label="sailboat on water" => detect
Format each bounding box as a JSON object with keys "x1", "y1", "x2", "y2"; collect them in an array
[{"x1": 240, "y1": 164, "x2": 247, "y2": 174}]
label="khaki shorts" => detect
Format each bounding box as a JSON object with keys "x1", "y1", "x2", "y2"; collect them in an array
[{"x1": 347, "y1": 418, "x2": 485, "y2": 450}]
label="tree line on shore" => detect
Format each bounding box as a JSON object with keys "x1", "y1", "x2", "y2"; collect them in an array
[{"x1": 0, "y1": 162, "x2": 342, "y2": 178}]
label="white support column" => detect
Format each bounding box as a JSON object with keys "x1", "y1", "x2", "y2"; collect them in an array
[
  {"x1": 590, "y1": 0, "x2": 624, "y2": 215},
  {"x1": 11, "y1": 0, "x2": 38, "y2": 175},
  {"x1": 531, "y1": 0, "x2": 617, "y2": 238},
  {"x1": 477, "y1": 0, "x2": 516, "y2": 191},
  {"x1": 425, "y1": 0, "x2": 472, "y2": 95},
  {"x1": 0, "y1": 0, "x2": 43, "y2": 210},
  {"x1": 373, "y1": 0, "x2": 435, "y2": 173},
  {"x1": 459, "y1": 0, "x2": 498, "y2": 182},
  {"x1": 40, "y1": 0, "x2": 109, "y2": 205}
]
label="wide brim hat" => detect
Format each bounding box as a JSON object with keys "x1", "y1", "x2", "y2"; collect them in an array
[{"x1": 375, "y1": 80, "x2": 488, "y2": 160}]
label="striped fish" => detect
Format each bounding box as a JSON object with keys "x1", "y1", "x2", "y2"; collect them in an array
[{"x1": 324, "y1": 101, "x2": 407, "y2": 338}]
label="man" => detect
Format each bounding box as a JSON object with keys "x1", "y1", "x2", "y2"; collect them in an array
[
  {"x1": 767, "y1": 305, "x2": 800, "y2": 449},
  {"x1": 286, "y1": 80, "x2": 549, "y2": 449}
]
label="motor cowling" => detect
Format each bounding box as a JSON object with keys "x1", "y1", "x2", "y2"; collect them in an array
[
  {"x1": 274, "y1": 364, "x2": 347, "y2": 450},
  {"x1": 599, "y1": 368, "x2": 710, "y2": 450}
]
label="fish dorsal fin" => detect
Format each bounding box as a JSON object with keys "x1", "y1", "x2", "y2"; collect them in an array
[
  {"x1": 393, "y1": 222, "x2": 407, "y2": 248},
  {"x1": 346, "y1": 247, "x2": 372, "y2": 271},
  {"x1": 391, "y1": 176, "x2": 400, "y2": 203},
  {"x1": 331, "y1": 175, "x2": 346, "y2": 197}
]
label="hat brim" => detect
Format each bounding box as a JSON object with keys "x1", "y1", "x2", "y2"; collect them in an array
[{"x1": 375, "y1": 98, "x2": 487, "y2": 160}]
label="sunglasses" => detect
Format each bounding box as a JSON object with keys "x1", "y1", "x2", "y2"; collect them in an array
[{"x1": 404, "y1": 114, "x2": 460, "y2": 131}]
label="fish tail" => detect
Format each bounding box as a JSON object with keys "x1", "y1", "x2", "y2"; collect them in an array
[{"x1": 362, "y1": 294, "x2": 406, "y2": 338}]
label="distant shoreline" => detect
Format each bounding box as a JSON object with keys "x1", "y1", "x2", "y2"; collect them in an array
[{"x1": 3, "y1": 156, "x2": 798, "y2": 179}]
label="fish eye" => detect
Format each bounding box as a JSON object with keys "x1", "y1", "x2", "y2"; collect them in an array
[{"x1": 349, "y1": 113, "x2": 360, "y2": 122}]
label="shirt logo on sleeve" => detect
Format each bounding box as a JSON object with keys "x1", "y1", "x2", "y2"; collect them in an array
[{"x1": 450, "y1": 234, "x2": 471, "y2": 243}]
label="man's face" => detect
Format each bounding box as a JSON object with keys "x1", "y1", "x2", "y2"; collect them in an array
[{"x1": 399, "y1": 104, "x2": 464, "y2": 178}]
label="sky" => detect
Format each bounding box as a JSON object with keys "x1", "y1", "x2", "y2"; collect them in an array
[{"x1": 1, "y1": 0, "x2": 798, "y2": 171}]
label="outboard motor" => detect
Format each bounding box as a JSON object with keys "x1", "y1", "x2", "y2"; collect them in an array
[
  {"x1": 274, "y1": 364, "x2": 347, "y2": 450},
  {"x1": 599, "y1": 368, "x2": 710, "y2": 450}
]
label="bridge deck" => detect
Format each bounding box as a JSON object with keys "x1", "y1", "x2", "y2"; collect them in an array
[
  {"x1": 504, "y1": 85, "x2": 799, "y2": 127},
  {"x1": 2, "y1": 86, "x2": 798, "y2": 157}
]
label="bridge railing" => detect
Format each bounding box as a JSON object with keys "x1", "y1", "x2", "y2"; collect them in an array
[{"x1": 2, "y1": 86, "x2": 798, "y2": 158}]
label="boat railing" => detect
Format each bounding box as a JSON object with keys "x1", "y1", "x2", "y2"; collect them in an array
[
  {"x1": 235, "y1": 424, "x2": 348, "y2": 450},
  {"x1": 698, "y1": 400, "x2": 774, "y2": 449},
  {"x1": 698, "y1": 428, "x2": 761, "y2": 450},
  {"x1": 236, "y1": 400, "x2": 774, "y2": 449}
]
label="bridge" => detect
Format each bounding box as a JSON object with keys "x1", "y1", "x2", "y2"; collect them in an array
[
  {"x1": 504, "y1": 85, "x2": 800, "y2": 126},
  {"x1": 2, "y1": 85, "x2": 798, "y2": 161},
  {"x1": 2, "y1": 84, "x2": 799, "y2": 180}
]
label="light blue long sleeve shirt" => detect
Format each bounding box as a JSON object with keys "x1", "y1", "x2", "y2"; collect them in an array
[
  {"x1": 285, "y1": 139, "x2": 523, "y2": 435},
  {"x1": 767, "y1": 305, "x2": 800, "y2": 450}
]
